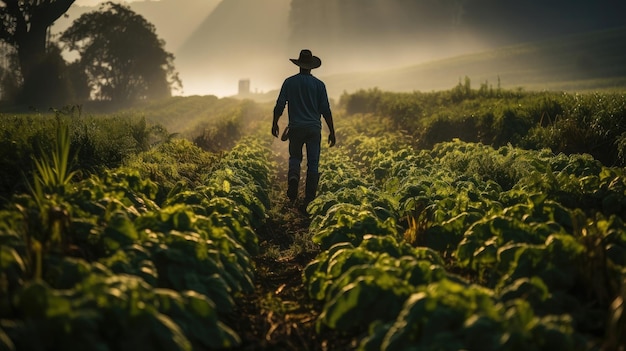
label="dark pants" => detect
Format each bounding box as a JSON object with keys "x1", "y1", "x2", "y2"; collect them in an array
[{"x1": 287, "y1": 126, "x2": 321, "y2": 203}]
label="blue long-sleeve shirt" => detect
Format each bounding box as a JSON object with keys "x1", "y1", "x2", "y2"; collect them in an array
[{"x1": 273, "y1": 72, "x2": 331, "y2": 130}]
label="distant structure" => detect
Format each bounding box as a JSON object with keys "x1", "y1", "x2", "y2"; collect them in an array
[
  {"x1": 235, "y1": 78, "x2": 271, "y2": 102},
  {"x1": 238, "y1": 79, "x2": 250, "y2": 95}
]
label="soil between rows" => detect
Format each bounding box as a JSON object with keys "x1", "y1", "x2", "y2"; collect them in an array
[
  {"x1": 227, "y1": 200, "x2": 359, "y2": 350},
  {"x1": 226, "y1": 149, "x2": 361, "y2": 350}
]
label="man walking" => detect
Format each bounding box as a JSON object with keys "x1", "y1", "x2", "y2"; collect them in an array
[{"x1": 272, "y1": 49, "x2": 336, "y2": 212}]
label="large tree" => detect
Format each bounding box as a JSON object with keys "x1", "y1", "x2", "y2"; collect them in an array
[
  {"x1": 0, "y1": 0, "x2": 75, "y2": 85},
  {"x1": 61, "y1": 2, "x2": 181, "y2": 104}
]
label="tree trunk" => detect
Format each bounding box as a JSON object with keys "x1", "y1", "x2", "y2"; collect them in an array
[
  {"x1": 1, "y1": 0, "x2": 76, "y2": 81},
  {"x1": 17, "y1": 22, "x2": 48, "y2": 81}
]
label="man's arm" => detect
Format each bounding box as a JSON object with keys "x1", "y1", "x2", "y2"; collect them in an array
[
  {"x1": 323, "y1": 112, "x2": 336, "y2": 147},
  {"x1": 272, "y1": 83, "x2": 287, "y2": 138},
  {"x1": 319, "y1": 82, "x2": 335, "y2": 147},
  {"x1": 272, "y1": 110, "x2": 281, "y2": 138}
]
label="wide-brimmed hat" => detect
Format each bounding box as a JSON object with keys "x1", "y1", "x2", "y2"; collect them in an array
[{"x1": 290, "y1": 49, "x2": 321, "y2": 69}]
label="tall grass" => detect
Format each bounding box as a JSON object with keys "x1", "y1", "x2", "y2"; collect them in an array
[
  {"x1": 0, "y1": 108, "x2": 171, "y2": 203},
  {"x1": 339, "y1": 84, "x2": 626, "y2": 166},
  {"x1": 31, "y1": 121, "x2": 77, "y2": 195},
  {"x1": 20, "y1": 120, "x2": 76, "y2": 280}
]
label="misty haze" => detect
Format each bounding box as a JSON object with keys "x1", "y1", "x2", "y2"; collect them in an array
[{"x1": 55, "y1": 0, "x2": 626, "y2": 98}]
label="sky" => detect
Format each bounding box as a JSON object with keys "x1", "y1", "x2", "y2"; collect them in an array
[
  {"x1": 62, "y1": 0, "x2": 290, "y2": 97},
  {"x1": 60, "y1": 0, "x2": 625, "y2": 98},
  {"x1": 57, "y1": 0, "x2": 220, "y2": 64}
]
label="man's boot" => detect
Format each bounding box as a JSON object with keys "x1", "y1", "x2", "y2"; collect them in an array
[
  {"x1": 303, "y1": 172, "x2": 319, "y2": 208},
  {"x1": 287, "y1": 176, "x2": 299, "y2": 203}
]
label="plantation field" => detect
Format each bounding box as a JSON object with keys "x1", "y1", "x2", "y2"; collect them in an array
[{"x1": 1, "y1": 86, "x2": 625, "y2": 350}]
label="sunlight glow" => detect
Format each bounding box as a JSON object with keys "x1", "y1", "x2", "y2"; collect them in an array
[{"x1": 59, "y1": 0, "x2": 622, "y2": 98}]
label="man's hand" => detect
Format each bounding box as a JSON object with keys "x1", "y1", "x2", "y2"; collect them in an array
[
  {"x1": 328, "y1": 132, "x2": 336, "y2": 147},
  {"x1": 272, "y1": 123, "x2": 279, "y2": 138}
]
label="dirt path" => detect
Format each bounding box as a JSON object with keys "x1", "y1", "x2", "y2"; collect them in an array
[
  {"x1": 226, "y1": 206, "x2": 321, "y2": 350},
  {"x1": 226, "y1": 141, "x2": 357, "y2": 350}
]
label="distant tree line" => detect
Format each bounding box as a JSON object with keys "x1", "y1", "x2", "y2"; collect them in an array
[
  {"x1": 0, "y1": 1, "x2": 180, "y2": 109},
  {"x1": 289, "y1": 0, "x2": 626, "y2": 54}
]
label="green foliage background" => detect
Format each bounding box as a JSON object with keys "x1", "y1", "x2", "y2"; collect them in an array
[
  {"x1": 340, "y1": 82, "x2": 626, "y2": 166},
  {"x1": 1, "y1": 84, "x2": 626, "y2": 350}
]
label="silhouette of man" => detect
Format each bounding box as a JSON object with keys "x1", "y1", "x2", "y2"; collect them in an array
[{"x1": 272, "y1": 49, "x2": 336, "y2": 212}]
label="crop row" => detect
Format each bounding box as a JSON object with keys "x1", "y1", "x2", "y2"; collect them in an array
[
  {"x1": 302, "y1": 127, "x2": 626, "y2": 350},
  {"x1": 0, "y1": 134, "x2": 272, "y2": 351}
]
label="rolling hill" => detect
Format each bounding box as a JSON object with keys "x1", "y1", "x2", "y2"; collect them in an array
[{"x1": 319, "y1": 26, "x2": 626, "y2": 98}]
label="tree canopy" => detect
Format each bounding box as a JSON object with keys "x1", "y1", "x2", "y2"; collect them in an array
[{"x1": 61, "y1": 2, "x2": 181, "y2": 104}]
